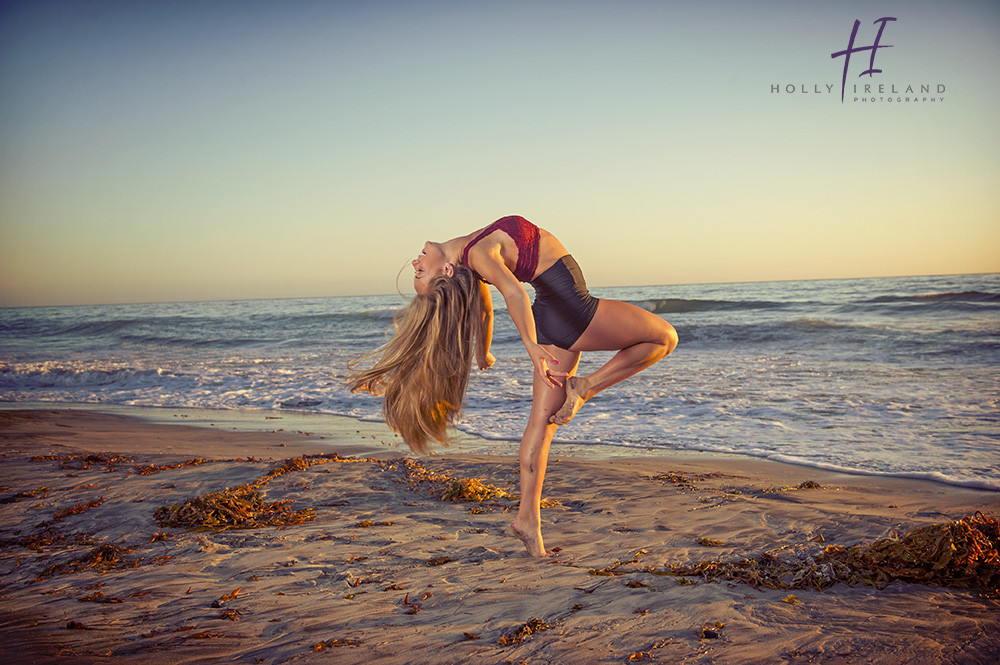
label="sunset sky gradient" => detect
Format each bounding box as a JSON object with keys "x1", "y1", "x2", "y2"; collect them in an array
[{"x1": 1, "y1": 0, "x2": 997, "y2": 306}]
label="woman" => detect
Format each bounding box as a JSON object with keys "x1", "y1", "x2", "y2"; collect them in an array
[{"x1": 349, "y1": 215, "x2": 677, "y2": 557}]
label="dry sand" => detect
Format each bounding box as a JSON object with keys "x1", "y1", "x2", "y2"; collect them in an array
[{"x1": 1, "y1": 409, "x2": 998, "y2": 664}]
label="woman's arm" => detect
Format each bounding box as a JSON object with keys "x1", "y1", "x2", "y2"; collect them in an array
[
  {"x1": 467, "y1": 245, "x2": 562, "y2": 388},
  {"x1": 476, "y1": 280, "x2": 495, "y2": 370}
]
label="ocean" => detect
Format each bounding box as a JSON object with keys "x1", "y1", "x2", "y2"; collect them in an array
[{"x1": 2, "y1": 274, "x2": 998, "y2": 490}]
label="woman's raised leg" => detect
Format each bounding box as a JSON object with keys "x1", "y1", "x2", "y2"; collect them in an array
[
  {"x1": 551, "y1": 300, "x2": 677, "y2": 425},
  {"x1": 510, "y1": 344, "x2": 580, "y2": 557}
]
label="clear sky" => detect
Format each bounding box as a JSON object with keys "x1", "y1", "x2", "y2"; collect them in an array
[{"x1": 1, "y1": 0, "x2": 998, "y2": 306}]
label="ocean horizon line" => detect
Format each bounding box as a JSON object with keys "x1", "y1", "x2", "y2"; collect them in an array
[{"x1": 3, "y1": 270, "x2": 997, "y2": 310}]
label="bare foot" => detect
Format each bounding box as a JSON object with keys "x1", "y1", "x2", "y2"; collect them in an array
[
  {"x1": 549, "y1": 376, "x2": 587, "y2": 425},
  {"x1": 509, "y1": 521, "x2": 550, "y2": 558}
]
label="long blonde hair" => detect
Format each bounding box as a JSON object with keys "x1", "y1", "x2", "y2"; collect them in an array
[{"x1": 348, "y1": 265, "x2": 484, "y2": 454}]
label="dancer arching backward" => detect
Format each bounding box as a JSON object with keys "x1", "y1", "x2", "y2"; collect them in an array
[{"x1": 348, "y1": 215, "x2": 677, "y2": 557}]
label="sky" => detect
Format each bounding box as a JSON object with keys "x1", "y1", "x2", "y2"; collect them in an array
[{"x1": 1, "y1": 0, "x2": 998, "y2": 306}]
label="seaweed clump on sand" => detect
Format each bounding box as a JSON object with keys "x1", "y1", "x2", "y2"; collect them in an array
[
  {"x1": 38, "y1": 543, "x2": 140, "y2": 578},
  {"x1": 822, "y1": 511, "x2": 1000, "y2": 590},
  {"x1": 401, "y1": 459, "x2": 516, "y2": 503},
  {"x1": 154, "y1": 484, "x2": 315, "y2": 531},
  {"x1": 153, "y1": 457, "x2": 332, "y2": 532},
  {"x1": 497, "y1": 617, "x2": 551, "y2": 646},
  {"x1": 665, "y1": 513, "x2": 1000, "y2": 592}
]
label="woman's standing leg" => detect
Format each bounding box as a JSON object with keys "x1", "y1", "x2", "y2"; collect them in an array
[
  {"x1": 511, "y1": 345, "x2": 580, "y2": 557},
  {"x1": 551, "y1": 300, "x2": 677, "y2": 424}
]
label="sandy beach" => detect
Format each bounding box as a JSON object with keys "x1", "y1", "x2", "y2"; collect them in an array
[{"x1": 1, "y1": 409, "x2": 997, "y2": 664}]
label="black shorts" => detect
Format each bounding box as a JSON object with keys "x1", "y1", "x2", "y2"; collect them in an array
[{"x1": 531, "y1": 255, "x2": 600, "y2": 350}]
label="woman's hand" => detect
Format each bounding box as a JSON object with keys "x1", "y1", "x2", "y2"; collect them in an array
[
  {"x1": 527, "y1": 343, "x2": 565, "y2": 389},
  {"x1": 477, "y1": 351, "x2": 496, "y2": 370}
]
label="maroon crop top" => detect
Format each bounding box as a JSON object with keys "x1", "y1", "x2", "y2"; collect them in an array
[{"x1": 460, "y1": 216, "x2": 540, "y2": 283}]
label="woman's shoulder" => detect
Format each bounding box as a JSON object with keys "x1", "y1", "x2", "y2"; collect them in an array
[{"x1": 461, "y1": 225, "x2": 504, "y2": 260}]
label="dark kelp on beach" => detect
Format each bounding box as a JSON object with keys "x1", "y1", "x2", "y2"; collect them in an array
[
  {"x1": 647, "y1": 512, "x2": 1000, "y2": 593},
  {"x1": 152, "y1": 456, "x2": 336, "y2": 531}
]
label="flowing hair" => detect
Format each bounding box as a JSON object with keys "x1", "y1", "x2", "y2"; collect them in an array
[{"x1": 347, "y1": 265, "x2": 484, "y2": 454}]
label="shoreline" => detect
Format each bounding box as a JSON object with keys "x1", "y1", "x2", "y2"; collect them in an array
[
  {"x1": 1, "y1": 408, "x2": 998, "y2": 664},
  {"x1": 4, "y1": 401, "x2": 997, "y2": 494}
]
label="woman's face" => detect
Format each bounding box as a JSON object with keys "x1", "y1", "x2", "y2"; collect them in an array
[{"x1": 412, "y1": 241, "x2": 449, "y2": 295}]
